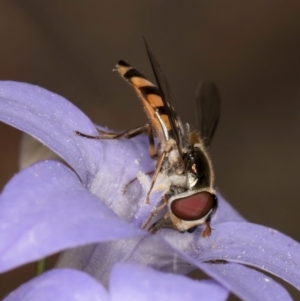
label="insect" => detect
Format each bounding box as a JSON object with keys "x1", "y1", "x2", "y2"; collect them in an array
[{"x1": 76, "y1": 40, "x2": 221, "y2": 237}]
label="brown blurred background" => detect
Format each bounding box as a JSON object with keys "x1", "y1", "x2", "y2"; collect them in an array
[{"x1": 0, "y1": 1, "x2": 300, "y2": 300}]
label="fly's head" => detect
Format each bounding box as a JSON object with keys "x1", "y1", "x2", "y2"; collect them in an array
[
  {"x1": 167, "y1": 189, "x2": 217, "y2": 237},
  {"x1": 167, "y1": 141, "x2": 218, "y2": 237},
  {"x1": 148, "y1": 143, "x2": 218, "y2": 237}
]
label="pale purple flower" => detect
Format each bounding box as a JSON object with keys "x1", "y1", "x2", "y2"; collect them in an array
[{"x1": 0, "y1": 81, "x2": 300, "y2": 300}]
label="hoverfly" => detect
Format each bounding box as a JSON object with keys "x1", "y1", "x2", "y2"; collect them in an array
[{"x1": 76, "y1": 40, "x2": 221, "y2": 237}]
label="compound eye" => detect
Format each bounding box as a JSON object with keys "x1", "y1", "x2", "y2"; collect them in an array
[{"x1": 171, "y1": 192, "x2": 215, "y2": 221}]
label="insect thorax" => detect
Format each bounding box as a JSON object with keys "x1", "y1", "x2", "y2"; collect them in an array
[{"x1": 162, "y1": 141, "x2": 213, "y2": 196}]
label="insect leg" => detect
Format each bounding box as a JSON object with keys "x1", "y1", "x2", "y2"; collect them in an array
[
  {"x1": 148, "y1": 215, "x2": 175, "y2": 234},
  {"x1": 145, "y1": 141, "x2": 173, "y2": 204},
  {"x1": 75, "y1": 124, "x2": 148, "y2": 139},
  {"x1": 122, "y1": 170, "x2": 154, "y2": 194},
  {"x1": 141, "y1": 195, "x2": 168, "y2": 229},
  {"x1": 76, "y1": 124, "x2": 158, "y2": 159},
  {"x1": 145, "y1": 150, "x2": 168, "y2": 204},
  {"x1": 201, "y1": 222, "x2": 212, "y2": 238}
]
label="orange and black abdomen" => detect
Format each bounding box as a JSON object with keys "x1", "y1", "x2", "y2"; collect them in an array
[{"x1": 116, "y1": 60, "x2": 173, "y2": 146}]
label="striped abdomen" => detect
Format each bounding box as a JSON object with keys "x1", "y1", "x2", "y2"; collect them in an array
[{"x1": 116, "y1": 60, "x2": 175, "y2": 147}]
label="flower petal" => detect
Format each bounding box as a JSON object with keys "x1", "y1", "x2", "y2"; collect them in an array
[
  {"x1": 19, "y1": 129, "x2": 155, "y2": 223},
  {"x1": 3, "y1": 268, "x2": 109, "y2": 301},
  {"x1": 109, "y1": 263, "x2": 229, "y2": 301},
  {"x1": 128, "y1": 235, "x2": 294, "y2": 301},
  {"x1": 0, "y1": 81, "x2": 101, "y2": 183},
  {"x1": 0, "y1": 160, "x2": 144, "y2": 273},
  {"x1": 87, "y1": 132, "x2": 155, "y2": 221},
  {"x1": 0, "y1": 81, "x2": 155, "y2": 218},
  {"x1": 58, "y1": 232, "x2": 292, "y2": 300},
  {"x1": 205, "y1": 262, "x2": 293, "y2": 301},
  {"x1": 56, "y1": 237, "x2": 148, "y2": 287},
  {"x1": 171, "y1": 222, "x2": 300, "y2": 290}
]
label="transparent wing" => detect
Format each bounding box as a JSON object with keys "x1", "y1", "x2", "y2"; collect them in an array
[
  {"x1": 143, "y1": 38, "x2": 184, "y2": 152},
  {"x1": 195, "y1": 80, "x2": 221, "y2": 147}
]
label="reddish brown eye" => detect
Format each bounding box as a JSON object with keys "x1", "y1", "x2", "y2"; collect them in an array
[{"x1": 171, "y1": 192, "x2": 215, "y2": 220}]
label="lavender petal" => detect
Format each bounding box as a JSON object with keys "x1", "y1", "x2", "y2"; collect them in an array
[
  {"x1": 0, "y1": 160, "x2": 144, "y2": 273},
  {"x1": 166, "y1": 221, "x2": 300, "y2": 290},
  {"x1": 110, "y1": 263, "x2": 229, "y2": 301},
  {"x1": 205, "y1": 262, "x2": 292, "y2": 301},
  {"x1": 56, "y1": 237, "x2": 148, "y2": 287},
  {"x1": 128, "y1": 234, "x2": 294, "y2": 301},
  {"x1": 3, "y1": 268, "x2": 109, "y2": 301},
  {"x1": 59, "y1": 232, "x2": 292, "y2": 300},
  {"x1": 0, "y1": 81, "x2": 102, "y2": 184}
]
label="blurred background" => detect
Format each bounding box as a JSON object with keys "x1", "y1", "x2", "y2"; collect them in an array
[{"x1": 0, "y1": 1, "x2": 300, "y2": 300}]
